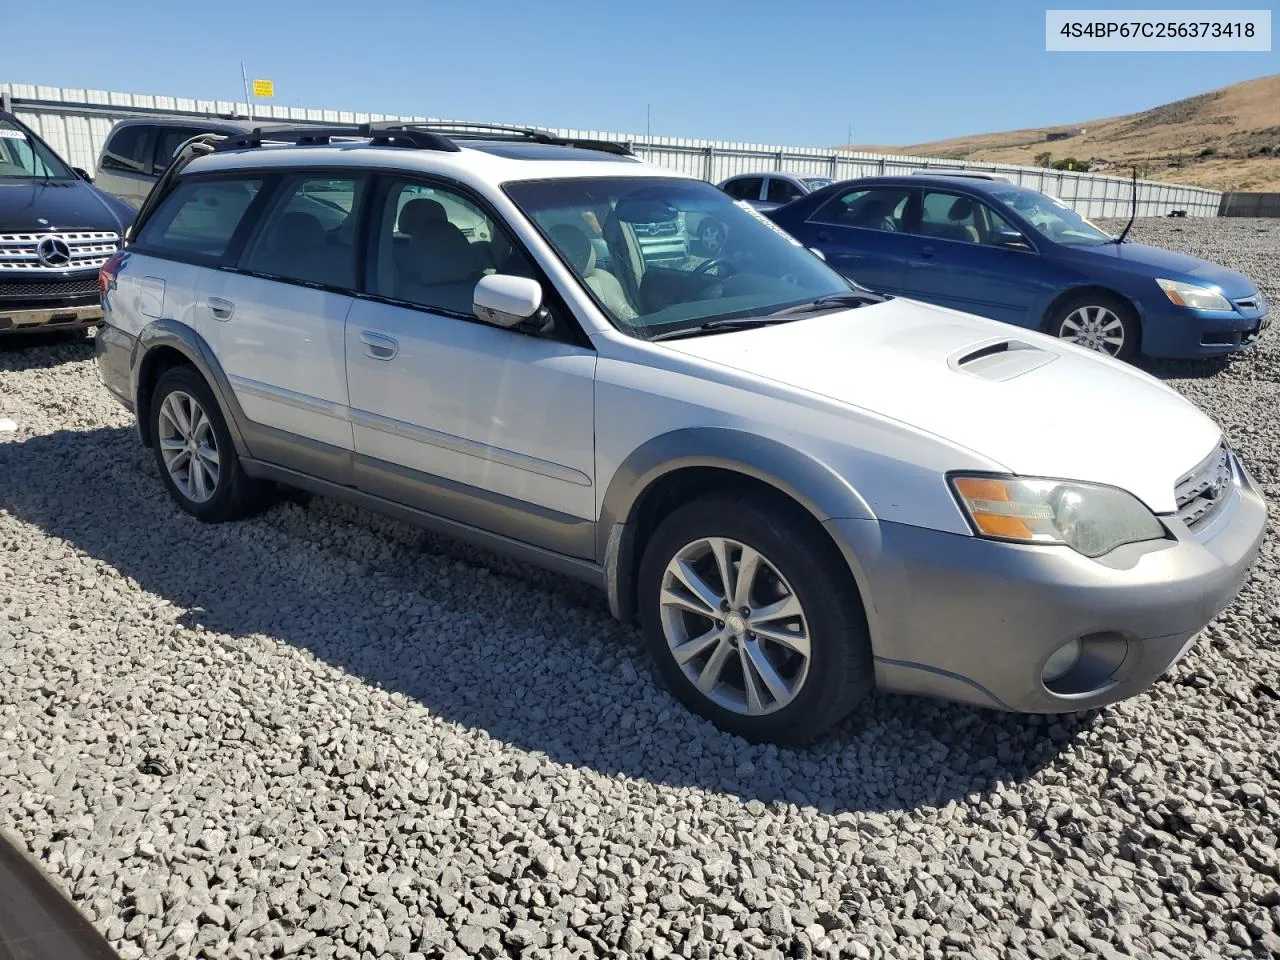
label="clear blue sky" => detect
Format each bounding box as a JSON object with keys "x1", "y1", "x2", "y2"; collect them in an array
[{"x1": 5, "y1": 0, "x2": 1276, "y2": 146}]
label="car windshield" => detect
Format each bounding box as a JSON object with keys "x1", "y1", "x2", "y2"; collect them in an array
[
  {"x1": 0, "y1": 119, "x2": 74, "y2": 179},
  {"x1": 803, "y1": 177, "x2": 834, "y2": 190},
  {"x1": 504, "y1": 176, "x2": 855, "y2": 338},
  {"x1": 990, "y1": 185, "x2": 1113, "y2": 246}
]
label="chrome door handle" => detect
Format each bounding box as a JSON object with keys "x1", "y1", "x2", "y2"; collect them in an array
[
  {"x1": 360, "y1": 330, "x2": 399, "y2": 361},
  {"x1": 207, "y1": 297, "x2": 235, "y2": 321}
]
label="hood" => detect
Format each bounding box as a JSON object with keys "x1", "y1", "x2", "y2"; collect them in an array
[
  {"x1": 0, "y1": 178, "x2": 134, "y2": 234},
  {"x1": 1077, "y1": 241, "x2": 1256, "y2": 298},
  {"x1": 662, "y1": 299, "x2": 1221, "y2": 513}
]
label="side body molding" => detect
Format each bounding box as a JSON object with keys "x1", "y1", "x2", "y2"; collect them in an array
[{"x1": 597, "y1": 427, "x2": 876, "y2": 620}]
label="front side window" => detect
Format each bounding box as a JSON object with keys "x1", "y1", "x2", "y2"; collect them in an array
[
  {"x1": 0, "y1": 120, "x2": 73, "y2": 179},
  {"x1": 134, "y1": 177, "x2": 263, "y2": 259},
  {"x1": 506, "y1": 176, "x2": 855, "y2": 339},
  {"x1": 370, "y1": 180, "x2": 533, "y2": 316},
  {"x1": 989, "y1": 186, "x2": 1112, "y2": 246},
  {"x1": 239, "y1": 176, "x2": 364, "y2": 288},
  {"x1": 811, "y1": 187, "x2": 912, "y2": 231},
  {"x1": 766, "y1": 178, "x2": 802, "y2": 204},
  {"x1": 101, "y1": 125, "x2": 152, "y2": 174}
]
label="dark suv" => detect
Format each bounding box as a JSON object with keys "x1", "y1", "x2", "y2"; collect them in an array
[{"x1": 0, "y1": 111, "x2": 134, "y2": 335}]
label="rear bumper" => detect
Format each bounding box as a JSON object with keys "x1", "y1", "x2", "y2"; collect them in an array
[
  {"x1": 94, "y1": 322, "x2": 136, "y2": 411},
  {"x1": 825, "y1": 456, "x2": 1266, "y2": 712},
  {"x1": 0, "y1": 302, "x2": 102, "y2": 333}
]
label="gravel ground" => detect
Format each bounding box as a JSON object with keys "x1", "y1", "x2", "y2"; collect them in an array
[{"x1": 1, "y1": 217, "x2": 1279, "y2": 960}]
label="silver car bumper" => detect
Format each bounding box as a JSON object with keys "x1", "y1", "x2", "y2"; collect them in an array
[
  {"x1": 826, "y1": 457, "x2": 1267, "y2": 713},
  {"x1": 0, "y1": 303, "x2": 103, "y2": 333}
]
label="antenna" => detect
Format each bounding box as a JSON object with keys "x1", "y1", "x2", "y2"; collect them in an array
[{"x1": 1116, "y1": 167, "x2": 1138, "y2": 244}]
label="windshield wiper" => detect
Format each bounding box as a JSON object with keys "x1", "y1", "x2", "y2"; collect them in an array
[
  {"x1": 762, "y1": 291, "x2": 884, "y2": 317},
  {"x1": 645, "y1": 316, "x2": 798, "y2": 342}
]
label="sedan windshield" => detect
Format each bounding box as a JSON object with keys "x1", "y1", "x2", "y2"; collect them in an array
[
  {"x1": 504, "y1": 177, "x2": 856, "y2": 338},
  {"x1": 0, "y1": 120, "x2": 74, "y2": 179},
  {"x1": 802, "y1": 177, "x2": 834, "y2": 190},
  {"x1": 990, "y1": 185, "x2": 1113, "y2": 246}
]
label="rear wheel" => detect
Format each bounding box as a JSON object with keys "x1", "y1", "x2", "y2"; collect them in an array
[
  {"x1": 1047, "y1": 293, "x2": 1139, "y2": 362},
  {"x1": 637, "y1": 494, "x2": 874, "y2": 743},
  {"x1": 150, "y1": 366, "x2": 265, "y2": 522}
]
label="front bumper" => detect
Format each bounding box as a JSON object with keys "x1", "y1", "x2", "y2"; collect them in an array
[
  {"x1": 1140, "y1": 296, "x2": 1270, "y2": 359},
  {"x1": 825, "y1": 457, "x2": 1267, "y2": 713},
  {"x1": 0, "y1": 302, "x2": 103, "y2": 333}
]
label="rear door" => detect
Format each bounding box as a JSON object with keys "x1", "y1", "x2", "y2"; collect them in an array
[
  {"x1": 198, "y1": 172, "x2": 365, "y2": 479},
  {"x1": 903, "y1": 189, "x2": 1046, "y2": 326},
  {"x1": 801, "y1": 185, "x2": 916, "y2": 295}
]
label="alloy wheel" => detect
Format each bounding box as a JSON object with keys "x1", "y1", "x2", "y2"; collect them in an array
[
  {"x1": 659, "y1": 537, "x2": 811, "y2": 716},
  {"x1": 1058, "y1": 304, "x2": 1126, "y2": 355},
  {"x1": 157, "y1": 390, "x2": 220, "y2": 503}
]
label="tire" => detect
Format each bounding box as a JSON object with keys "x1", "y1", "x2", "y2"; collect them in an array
[
  {"x1": 149, "y1": 366, "x2": 265, "y2": 522},
  {"x1": 1045, "y1": 293, "x2": 1140, "y2": 362},
  {"x1": 637, "y1": 493, "x2": 874, "y2": 744}
]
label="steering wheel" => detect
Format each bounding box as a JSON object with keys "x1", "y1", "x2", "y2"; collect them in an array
[{"x1": 694, "y1": 257, "x2": 735, "y2": 278}]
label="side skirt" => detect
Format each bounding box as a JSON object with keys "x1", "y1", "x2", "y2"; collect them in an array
[{"x1": 240, "y1": 458, "x2": 607, "y2": 590}]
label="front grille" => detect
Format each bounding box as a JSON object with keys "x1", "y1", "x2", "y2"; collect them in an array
[
  {"x1": 1174, "y1": 442, "x2": 1233, "y2": 529},
  {"x1": 0, "y1": 231, "x2": 119, "y2": 272},
  {"x1": 637, "y1": 221, "x2": 678, "y2": 237},
  {"x1": 0, "y1": 276, "x2": 100, "y2": 299}
]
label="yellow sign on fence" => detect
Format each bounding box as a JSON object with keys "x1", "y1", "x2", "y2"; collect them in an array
[{"x1": 252, "y1": 79, "x2": 275, "y2": 98}]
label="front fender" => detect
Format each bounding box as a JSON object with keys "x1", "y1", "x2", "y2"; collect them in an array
[{"x1": 597, "y1": 427, "x2": 876, "y2": 620}]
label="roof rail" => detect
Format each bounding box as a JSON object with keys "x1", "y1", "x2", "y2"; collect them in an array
[
  {"x1": 370, "y1": 121, "x2": 634, "y2": 157},
  {"x1": 910, "y1": 170, "x2": 1009, "y2": 181},
  {"x1": 213, "y1": 123, "x2": 460, "y2": 153}
]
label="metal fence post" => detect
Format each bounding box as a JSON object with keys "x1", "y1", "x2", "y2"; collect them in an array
[{"x1": 703, "y1": 146, "x2": 714, "y2": 183}]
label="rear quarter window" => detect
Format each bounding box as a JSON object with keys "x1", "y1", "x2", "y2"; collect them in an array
[{"x1": 133, "y1": 177, "x2": 264, "y2": 260}]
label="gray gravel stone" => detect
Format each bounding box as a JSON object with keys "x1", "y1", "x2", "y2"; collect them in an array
[{"x1": 1, "y1": 217, "x2": 1278, "y2": 960}]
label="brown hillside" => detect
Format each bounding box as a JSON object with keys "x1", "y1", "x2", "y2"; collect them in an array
[{"x1": 846, "y1": 74, "x2": 1280, "y2": 192}]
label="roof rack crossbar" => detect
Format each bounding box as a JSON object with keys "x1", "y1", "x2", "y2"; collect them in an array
[
  {"x1": 371, "y1": 121, "x2": 633, "y2": 157},
  {"x1": 212, "y1": 123, "x2": 460, "y2": 153}
]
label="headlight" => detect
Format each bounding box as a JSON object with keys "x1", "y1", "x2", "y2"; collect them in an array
[
  {"x1": 1156, "y1": 278, "x2": 1232, "y2": 311},
  {"x1": 950, "y1": 475, "x2": 1166, "y2": 558}
]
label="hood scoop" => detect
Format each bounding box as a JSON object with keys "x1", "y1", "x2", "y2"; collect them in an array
[{"x1": 950, "y1": 339, "x2": 1057, "y2": 382}]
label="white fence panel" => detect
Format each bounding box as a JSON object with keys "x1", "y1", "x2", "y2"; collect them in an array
[{"x1": 1, "y1": 82, "x2": 1224, "y2": 217}]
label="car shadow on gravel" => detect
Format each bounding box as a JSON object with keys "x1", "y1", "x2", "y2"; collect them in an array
[
  {"x1": 0, "y1": 330, "x2": 95, "y2": 372},
  {"x1": 1, "y1": 425, "x2": 1088, "y2": 814}
]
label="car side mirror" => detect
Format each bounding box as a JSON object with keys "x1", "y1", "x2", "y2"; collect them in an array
[
  {"x1": 992, "y1": 228, "x2": 1032, "y2": 251},
  {"x1": 72, "y1": 167, "x2": 94, "y2": 183},
  {"x1": 474, "y1": 274, "x2": 549, "y2": 332}
]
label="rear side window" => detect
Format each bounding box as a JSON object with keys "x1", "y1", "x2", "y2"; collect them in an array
[
  {"x1": 238, "y1": 176, "x2": 364, "y2": 289},
  {"x1": 152, "y1": 127, "x2": 208, "y2": 175},
  {"x1": 134, "y1": 177, "x2": 263, "y2": 259},
  {"x1": 101, "y1": 125, "x2": 153, "y2": 174},
  {"x1": 723, "y1": 177, "x2": 762, "y2": 201},
  {"x1": 811, "y1": 186, "x2": 912, "y2": 231}
]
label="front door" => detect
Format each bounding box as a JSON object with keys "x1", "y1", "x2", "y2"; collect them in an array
[
  {"x1": 903, "y1": 189, "x2": 1046, "y2": 327},
  {"x1": 344, "y1": 177, "x2": 596, "y2": 557}
]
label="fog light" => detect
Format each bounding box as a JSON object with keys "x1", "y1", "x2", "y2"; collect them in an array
[{"x1": 1042, "y1": 638, "x2": 1082, "y2": 683}]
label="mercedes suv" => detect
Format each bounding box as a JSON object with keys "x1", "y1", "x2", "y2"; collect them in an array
[
  {"x1": 96, "y1": 122, "x2": 1265, "y2": 743},
  {"x1": 0, "y1": 111, "x2": 133, "y2": 335}
]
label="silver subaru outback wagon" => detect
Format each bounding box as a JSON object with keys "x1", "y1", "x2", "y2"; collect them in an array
[{"x1": 96, "y1": 122, "x2": 1264, "y2": 744}]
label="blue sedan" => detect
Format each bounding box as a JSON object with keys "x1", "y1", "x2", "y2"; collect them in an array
[{"x1": 766, "y1": 175, "x2": 1269, "y2": 361}]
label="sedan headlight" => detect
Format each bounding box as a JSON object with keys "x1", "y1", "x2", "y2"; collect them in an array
[
  {"x1": 950, "y1": 475, "x2": 1166, "y2": 558},
  {"x1": 1156, "y1": 278, "x2": 1232, "y2": 311}
]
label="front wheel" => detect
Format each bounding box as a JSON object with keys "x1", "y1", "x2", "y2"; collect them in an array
[
  {"x1": 637, "y1": 494, "x2": 874, "y2": 743},
  {"x1": 1047, "y1": 294, "x2": 1139, "y2": 362}
]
